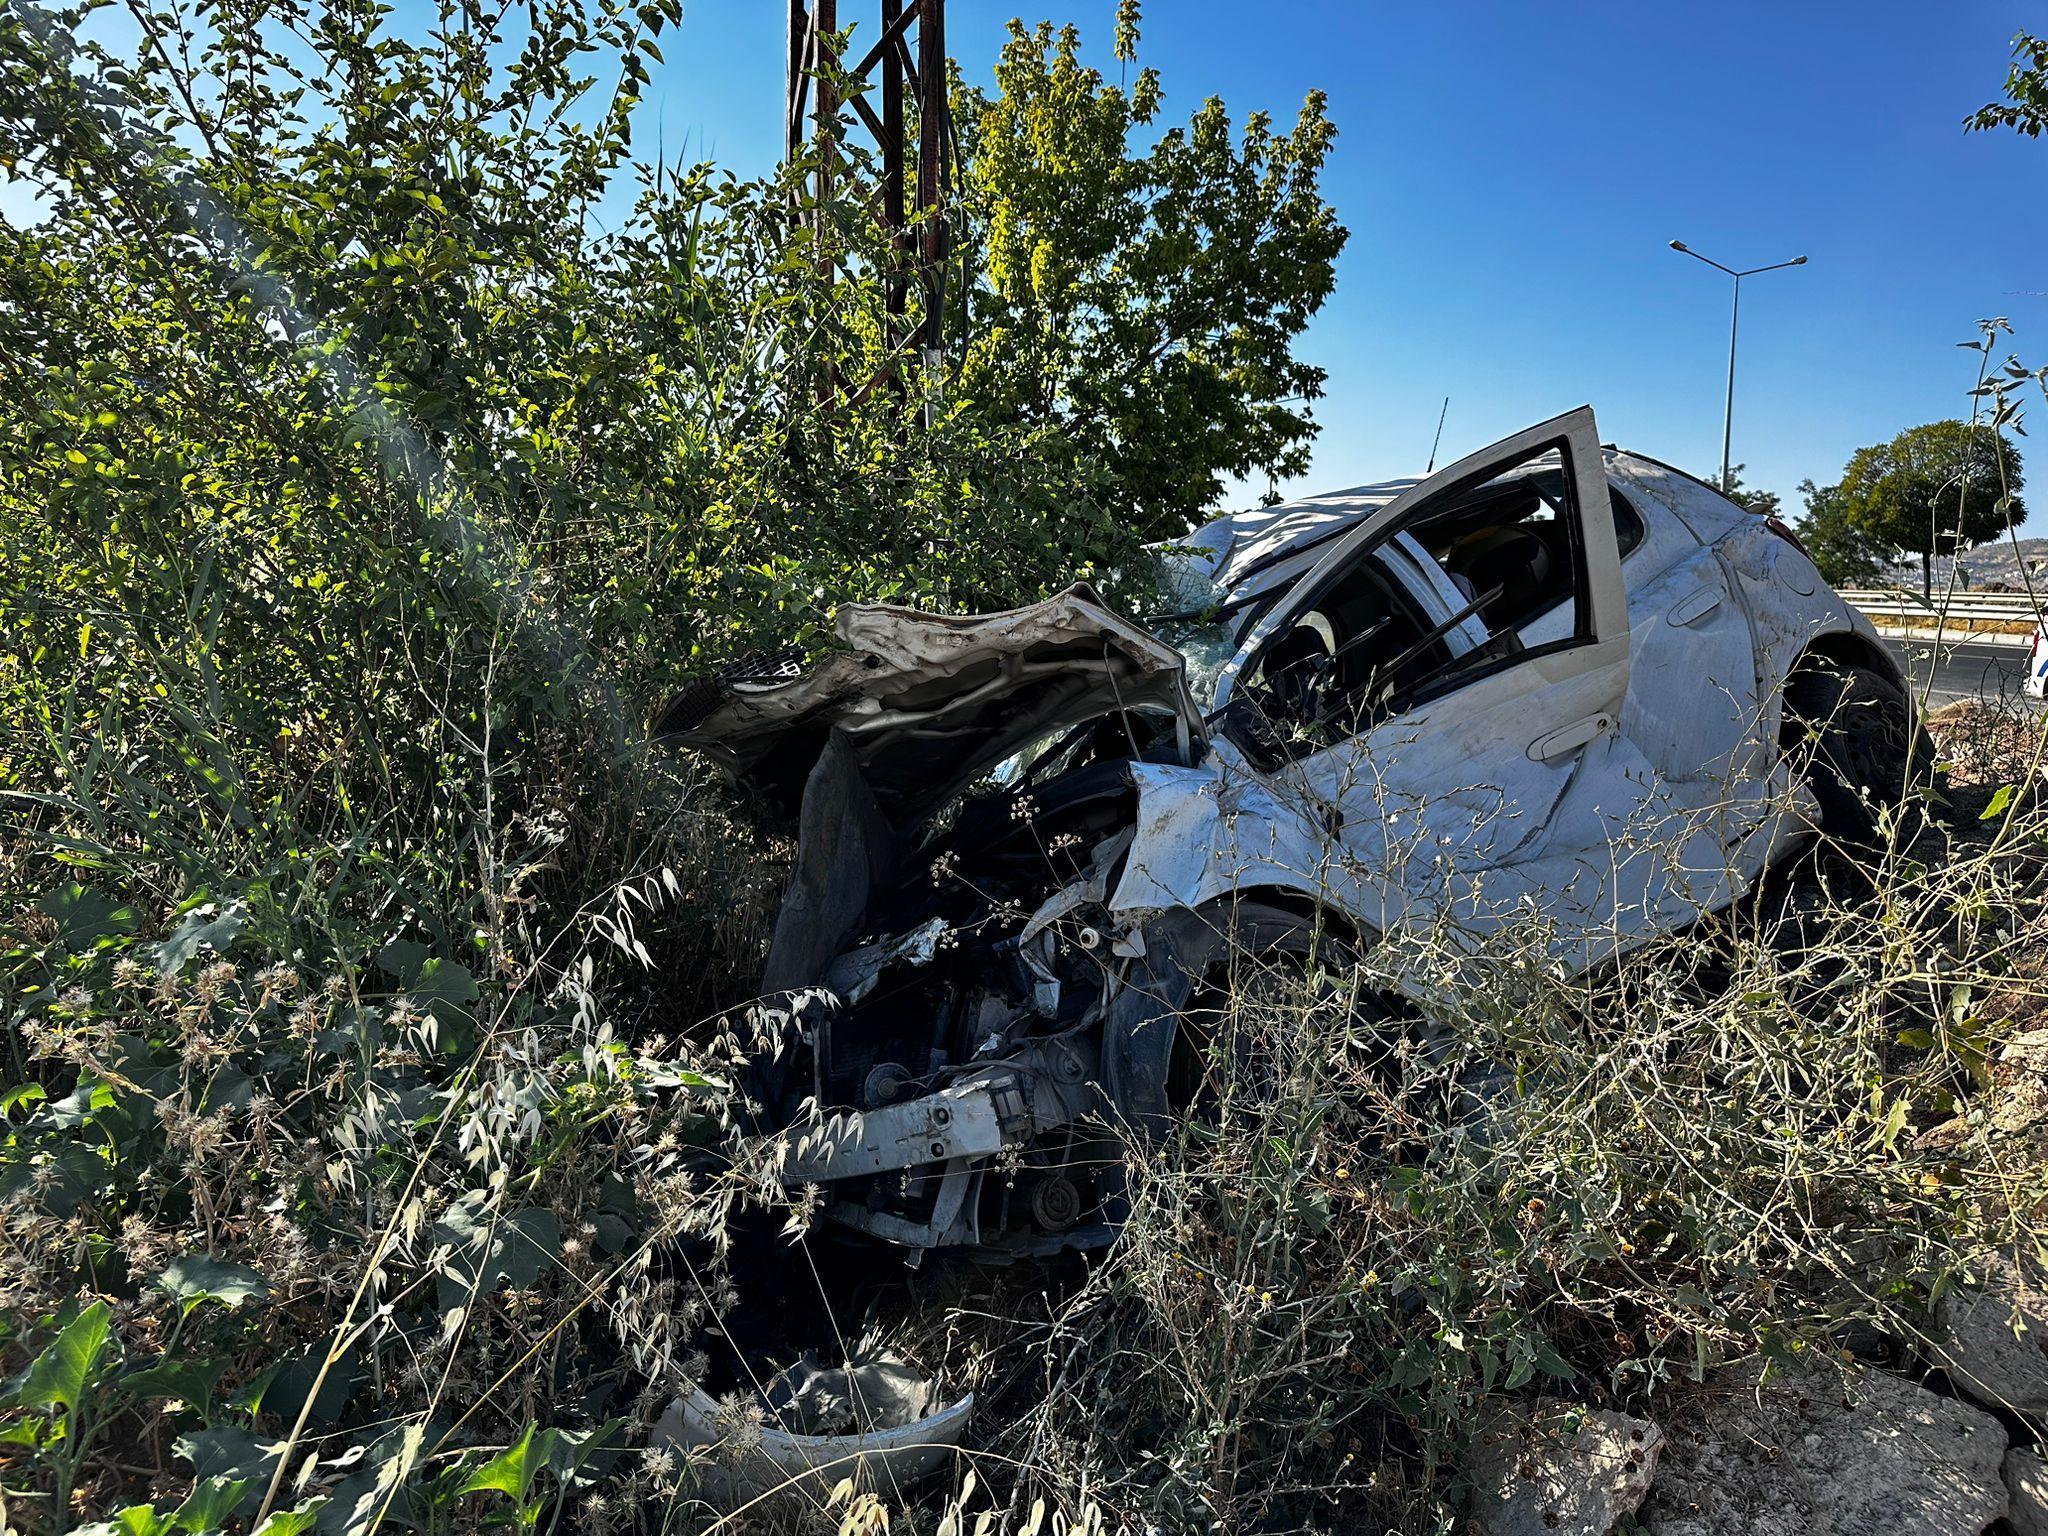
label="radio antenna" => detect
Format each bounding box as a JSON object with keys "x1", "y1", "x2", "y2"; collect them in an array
[{"x1": 1426, "y1": 396, "x2": 1450, "y2": 473}]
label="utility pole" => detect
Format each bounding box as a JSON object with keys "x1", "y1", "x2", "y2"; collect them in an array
[
  {"x1": 787, "y1": 0, "x2": 952, "y2": 382},
  {"x1": 1668, "y1": 241, "x2": 1808, "y2": 495}
]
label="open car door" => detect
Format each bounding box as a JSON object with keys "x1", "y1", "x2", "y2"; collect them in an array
[
  {"x1": 1214, "y1": 406, "x2": 1641, "y2": 953},
  {"x1": 1216, "y1": 406, "x2": 1628, "y2": 751}
]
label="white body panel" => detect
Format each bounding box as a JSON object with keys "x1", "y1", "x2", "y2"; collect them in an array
[
  {"x1": 678, "y1": 408, "x2": 1916, "y2": 1259},
  {"x1": 1107, "y1": 421, "x2": 1897, "y2": 988},
  {"x1": 677, "y1": 410, "x2": 1906, "y2": 992}
]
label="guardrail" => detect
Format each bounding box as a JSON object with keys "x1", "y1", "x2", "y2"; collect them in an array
[{"x1": 1839, "y1": 589, "x2": 2046, "y2": 627}]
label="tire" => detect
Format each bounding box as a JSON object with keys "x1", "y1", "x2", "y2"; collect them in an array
[
  {"x1": 1781, "y1": 658, "x2": 1929, "y2": 852},
  {"x1": 1101, "y1": 899, "x2": 1391, "y2": 1135}
]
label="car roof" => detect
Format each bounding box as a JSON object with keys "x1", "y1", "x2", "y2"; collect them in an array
[{"x1": 1175, "y1": 447, "x2": 1622, "y2": 610}]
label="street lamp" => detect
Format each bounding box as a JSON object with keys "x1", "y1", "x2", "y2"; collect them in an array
[{"x1": 1669, "y1": 241, "x2": 1808, "y2": 495}]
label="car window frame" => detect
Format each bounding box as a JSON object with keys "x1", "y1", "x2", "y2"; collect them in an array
[{"x1": 1213, "y1": 407, "x2": 1627, "y2": 737}]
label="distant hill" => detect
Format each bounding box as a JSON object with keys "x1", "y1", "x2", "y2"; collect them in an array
[{"x1": 1882, "y1": 538, "x2": 2048, "y2": 592}]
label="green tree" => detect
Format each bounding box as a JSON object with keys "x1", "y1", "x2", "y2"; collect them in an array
[
  {"x1": 1791, "y1": 477, "x2": 1889, "y2": 587},
  {"x1": 0, "y1": 0, "x2": 1349, "y2": 1522},
  {"x1": 1967, "y1": 29, "x2": 2048, "y2": 139},
  {"x1": 1716, "y1": 464, "x2": 1781, "y2": 518},
  {"x1": 1835, "y1": 420, "x2": 2024, "y2": 598},
  {"x1": 953, "y1": 14, "x2": 1346, "y2": 536}
]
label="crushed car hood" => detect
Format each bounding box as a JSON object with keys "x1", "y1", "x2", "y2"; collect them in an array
[{"x1": 658, "y1": 583, "x2": 1201, "y2": 823}]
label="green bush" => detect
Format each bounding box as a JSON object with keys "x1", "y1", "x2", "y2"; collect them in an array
[{"x1": 0, "y1": 0, "x2": 1345, "y2": 1529}]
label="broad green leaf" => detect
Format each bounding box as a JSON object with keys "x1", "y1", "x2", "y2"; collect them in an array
[
  {"x1": 408, "y1": 957, "x2": 481, "y2": 1052},
  {"x1": 431, "y1": 1196, "x2": 560, "y2": 1322},
  {"x1": 123, "y1": 1355, "x2": 229, "y2": 1410},
  {"x1": 154, "y1": 900, "x2": 249, "y2": 974},
  {"x1": 457, "y1": 1420, "x2": 545, "y2": 1503},
  {"x1": 154, "y1": 1255, "x2": 271, "y2": 1314},
  {"x1": 0, "y1": 1082, "x2": 47, "y2": 1116},
  {"x1": 375, "y1": 939, "x2": 431, "y2": 985},
  {"x1": 545, "y1": 1418, "x2": 625, "y2": 1491},
  {"x1": 36, "y1": 883, "x2": 140, "y2": 948},
  {"x1": 411, "y1": 957, "x2": 479, "y2": 1009},
  {"x1": 13, "y1": 1299, "x2": 116, "y2": 1412},
  {"x1": 173, "y1": 1476, "x2": 252, "y2": 1533},
  {"x1": 1531, "y1": 1334, "x2": 1576, "y2": 1380},
  {"x1": 69, "y1": 1505, "x2": 174, "y2": 1536},
  {"x1": 249, "y1": 1499, "x2": 328, "y2": 1536}
]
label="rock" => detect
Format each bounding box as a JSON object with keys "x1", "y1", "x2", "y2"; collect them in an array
[
  {"x1": 1642, "y1": 1361, "x2": 2007, "y2": 1535},
  {"x1": 2001, "y1": 1028, "x2": 2048, "y2": 1074},
  {"x1": 1930, "y1": 1255, "x2": 2048, "y2": 1421},
  {"x1": 2009, "y1": 1448, "x2": 2048, "y2": 1536},
  {"x1": 1466, "y1": 1403, "x2": 1661, "y2": 1536}
]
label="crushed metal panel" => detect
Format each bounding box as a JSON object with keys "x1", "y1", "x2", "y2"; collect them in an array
[
  {"x1": 659, "y1": 583, "x2": 1200, "y2": 822},
  {"x1": 761, "y1": 730, "x2": 901, "y2": 992},
  {"x1": 683, "y1": 413, "x2": 1918, "y2": 1266},
  {"x1": 1107, "y1": 757, "x2": 1347, "y2": 926},
  {"x1": 778, "y1": 1075, "x2": 1021, "y2": 1182}
]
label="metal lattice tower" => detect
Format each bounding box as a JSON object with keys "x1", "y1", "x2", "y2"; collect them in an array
[{"x1": 786, "y1": 0, "x2": 951, "y2": 367}]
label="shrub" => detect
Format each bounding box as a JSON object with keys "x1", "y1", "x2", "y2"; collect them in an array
[{"x1": 0, "y1": 0, "x2": 1344, "y2": 1529}]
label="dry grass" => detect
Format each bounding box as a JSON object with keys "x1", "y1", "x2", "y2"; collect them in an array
[{"x1": 804, "y1": 698, "x2": 2048, "y2": 1535}]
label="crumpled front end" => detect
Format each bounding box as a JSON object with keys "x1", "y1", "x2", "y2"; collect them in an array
[
  {"x1": 745, "y1": 757, "x2": 1147, "y2": 1257},
  {"x1": 661, "y1": 586, "x2": 1205, "y2": 1257}
]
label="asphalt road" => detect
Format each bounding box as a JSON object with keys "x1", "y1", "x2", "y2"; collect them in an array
[{"x1": 1884, "y1": 635, "x2": 2039, "y2": 708}]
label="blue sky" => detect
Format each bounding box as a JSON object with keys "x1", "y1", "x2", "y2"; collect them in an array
[
  {"x1": 641, "y1": 1, "x2": 2048, "y2": 515},
  {"x1": 11, "y1": 2, "x2": 2044, "y2": 516}
]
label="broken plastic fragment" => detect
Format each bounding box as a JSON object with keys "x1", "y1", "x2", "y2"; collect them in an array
[{"x1": 650, "y1": 1352, "x2": 970, "y2": 1509}]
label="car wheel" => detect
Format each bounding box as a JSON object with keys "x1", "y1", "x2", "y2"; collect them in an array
[
  {"x1": 1102, "y1": 899, "x2": 1396, "y2": 1135},
  {"x1": 1781, "y1": 657, "x2": 1929, "y2": 851}
]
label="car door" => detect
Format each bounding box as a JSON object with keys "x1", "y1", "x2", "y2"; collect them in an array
[{"x1": 1212, "y1": 407, "x2": 1632, "y2": 949}]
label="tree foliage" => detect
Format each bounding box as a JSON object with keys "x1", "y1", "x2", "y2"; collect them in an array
[
  {"x1": 1834, "y1": 419, "x2": 2024, "y2": 592},
  {"x1": 0, "y1": 0, "x2": 1349, "y2": 979},
  {"x1": 1790, "y1": 477, "x2": 1889, "y2": 587},
  {"x1": 1716, "y1": 464, "x2": 1780, "y2": 518},
  {"x1": 1967, "y1": 29, "x2": 2048, "y2": 139},
  {"x1": 955, "y1": 16, "x2": 1346, "y2": 530},
  {"x1": 0, "y1": 1, "x2": 1344, "y2": 1527}
]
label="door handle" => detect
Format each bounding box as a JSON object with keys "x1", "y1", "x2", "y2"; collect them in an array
[
  {"x1": 1666, "y1": 587, "x2": 1722, "y2": 627},
  {"x1": 1527, "y1": 712, "x2": 1613, "y2": 763}
]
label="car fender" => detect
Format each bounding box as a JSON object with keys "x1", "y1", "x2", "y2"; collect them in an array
[
  {"x1": 1711, "y1": 519, "x2": 1908, "y2": 738},
  {"x1": 1106, "y1": 756, "x2": 1381, "y2": 937}
]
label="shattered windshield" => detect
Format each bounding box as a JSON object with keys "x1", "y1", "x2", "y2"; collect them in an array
[
  {"x1": 1145, "y1": 543, "x2": 1242, "y2": 713},
  {"x1": 1150, "y1": 613, "x2": 1235, "y2": 712}
]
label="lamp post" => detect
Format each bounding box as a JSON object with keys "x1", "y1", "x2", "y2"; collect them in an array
[{"x1": 1669, "y1": 241, "x2": 1808, "y2": 496}]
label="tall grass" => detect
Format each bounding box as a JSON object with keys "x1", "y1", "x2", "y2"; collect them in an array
[{"x1": 874, "y1": 700, "x2": 2048, "y2": 1534}]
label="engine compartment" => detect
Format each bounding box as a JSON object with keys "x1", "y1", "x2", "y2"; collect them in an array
[{"x1": 758, "y1": 758, "x2": 1145, "y2": 1256}]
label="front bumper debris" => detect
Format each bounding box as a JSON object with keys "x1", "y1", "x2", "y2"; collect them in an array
[{"x1": 653, "y1": 1353, "x2": 970, "y2": 1508}]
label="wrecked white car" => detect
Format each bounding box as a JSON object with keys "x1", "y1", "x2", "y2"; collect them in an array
[{"x1": 662, "y1": 407, "x2": 1920, "y2": 1262}]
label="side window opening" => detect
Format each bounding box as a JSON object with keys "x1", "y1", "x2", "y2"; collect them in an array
[
  {"x1": 1412, "y1": 469, "x2": 1581, "y2": 638},
  {"x1": 1233, "y1": 446, "x2": 1607, "y2": 757},
  {"x1": 1254, "y1": 550, "x2": 1451, "y2": 730},
  {"x1": 1610, "y1": 484, "x2": 1646, "y2": 560}
]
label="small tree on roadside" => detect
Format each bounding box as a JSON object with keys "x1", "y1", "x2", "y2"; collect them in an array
[
  {"x1": 1835, "y1": 420, "x2": 2024, "y2": 598},
  {"x1": 954, "y1": 13, "x2": 1347, "y2": 535},
  {"x1": 1791, "y1": 477, "x2": 1890, "y2": 587}
]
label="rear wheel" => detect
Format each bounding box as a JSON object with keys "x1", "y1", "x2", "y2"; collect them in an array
[{"x1": 1781, "y1": 657, "x2": 1930, "y2": 851}]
